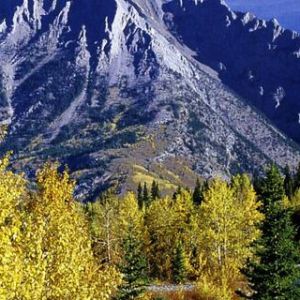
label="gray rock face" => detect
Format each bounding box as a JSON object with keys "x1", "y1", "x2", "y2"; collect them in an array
[
  {"x1": 163, "y1": 0, "x2": 300, "y2": 142},
  {"x1": 0, "y1": 0, "x2": 299, "y2": 197}
]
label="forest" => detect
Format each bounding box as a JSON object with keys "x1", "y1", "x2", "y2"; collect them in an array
[{"x1": 1, "y1": 141, "x2": 300, "y2": 299}]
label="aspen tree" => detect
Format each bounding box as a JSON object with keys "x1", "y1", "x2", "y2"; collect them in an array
[
  {"x1": 87, "y1": 192, "x2": 120, "y2": 265},
  {"x1": 24, "y1": 163, "x2": 120, "y2": 300},
  {"x1": 231, "y1": 174, "x2": 263, "y2": 261},
  {"x1": 0, "y1": 154, "x2": 26, "y2": 300},
  {"x1": 145, "y1": 196, "x2": 175, "y2": 280},
  {"x1": 198, "y1": 177, "x2": 263, "y2": 294},
  {"x1": 118, "y1": 192, "x2": 144, "y2": 242}
]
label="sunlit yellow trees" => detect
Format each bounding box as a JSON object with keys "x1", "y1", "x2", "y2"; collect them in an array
[
  {"x1": 88, "y1": 191, "x2": 146, "y2": 265},
  {"x1": 197, "y1": 177, "x2": 263, "y2": 298},
  {"x1": 231, "y1": 174, "x2": 264, "y2": 262},
  {"x1": 172, "y1": 190, "x2": 198, "y2": 277},
  {"x1": 0, "y1": 146, "x2": 268, "y2": 300},
  {"x1": 145, "y1": 190, "x2": 197, "y2": 281},
  {"x1": 198, "y1": 179, "x2": 236, "y2": 298},
  {"x1": 145, "y1": 196, "x2": 176, "y2": 280},
  {"x1": 118, "y1": 192, "x2": 145, "y2": 245},
  {"x1": 87, "y1": 192, "x2": 121, "y2": 265},
  {"x1": 24, "y1": 163, "x2": 120, "y2": 300},
  {"x1": 0, "y1": 154, "x2": 26, "y2": 300}
]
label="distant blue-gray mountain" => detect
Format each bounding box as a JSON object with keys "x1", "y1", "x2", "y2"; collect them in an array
[
  {"x1": 0, "y1": 0, "x2": 299, "y2": 197},
  {"x1": 227, "y1": 0, "x2": 300, "y2": 32}
]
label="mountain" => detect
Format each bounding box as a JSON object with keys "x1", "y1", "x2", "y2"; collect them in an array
[
  {"x1": 0, "y1": 0, "x2": 299, "y2": 198},
  {"x1": 163, "y1": 0, "x2": 300, "y2": 143},
  {"x1": 226, "y1": 0, "x2": 300, "y2": 32}
]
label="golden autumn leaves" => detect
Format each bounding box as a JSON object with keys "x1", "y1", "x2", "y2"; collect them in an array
[
  {"x1": 197, "y1": 176, "x2": 263, "y2": 299},
  {"x1": 0, "y1": 157, "x2": 120, "y2": 300},
  {"x1": 87, "y1": 176, "x2": 263, "y2": 299},
  {"x1": 0, "y1": 152, "x2": 263, "y2": 300}
]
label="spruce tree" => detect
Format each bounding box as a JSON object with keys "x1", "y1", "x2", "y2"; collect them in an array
[
  {"x1": 137, "y1": 183, "x2": 143, "y2": 209},
  {"x1": 143, "y1": 182, "x2": 150, "y2": 206},
  {"x1": 173, "y1": 186, "x2": 182, "y2": 200},
  {"x1": 284, "y1": 165, "x2": 294, "y2": 199},
  {"x1": 151, "y1": 180, "x2": 160, "y2": 200},
  {"x1": 253, "y1": 169, "x2": 264, "y2": 196},
  {"x1": 258, "y1": 164, "x2": 285, "y2": 211},
  {"x1": 242, "y1": 165, "x2": 300, "y2": 299},
  {"x1": 192, "y1": 178, "x2": 203, "y2": 205},
  {"x1": 172, "y1": 242, "x2": 187, "y2": 284},
  {"x1": 116, "y1": 227, "x2": 147, "y2": 300}
]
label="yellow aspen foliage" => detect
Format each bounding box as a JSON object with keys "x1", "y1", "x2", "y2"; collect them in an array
[
  {"x1": 198, "y1": 177, "x2": 263, "y2": 291},
  {"x1": 20, "y1": 204, "x2": 47, "y2": 300},
  {"x1": 87, "y1": 192, "x2": 145, "y2": 267},
  {"x1": 145, "y1": 196, "x2": 175, "y2": 280},
  {"x1": 22, "y1": 163, "x2": 120, "y2": 300},
  {"x1": 118, "y1": 192, "x2": 144, "y2": 242},
  {"x1": 199, "y1": 179, "x2": 237, "y2": 279},
  {"x1": 197, "y1": 273, "x2": 232, "y2": 300},
  {"x1": 172, "y1": 190, "x2": 195, "y2": 241},
  {"x1": 87, "y1": 192, "x2": 121, "y2": 265},
  {"x1": 172, "y1": 190, "x2": 198, "y2": 276},
  {"x1": 285, "y1": 188, "x2": 300, "y2": 209},
  {"x1": 145, "y1": 191, "x2": 196, "y2": 280},
  {"x1": 0, "y1": 153, "x2": 26, "y2": 300},
  {"x1": 231, "y1": 174, "x2": 264, "y2": 260}
]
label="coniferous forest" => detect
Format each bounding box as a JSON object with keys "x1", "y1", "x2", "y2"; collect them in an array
[{"x1": 2, "y1": 133, "x2": 300, "y2": 299}]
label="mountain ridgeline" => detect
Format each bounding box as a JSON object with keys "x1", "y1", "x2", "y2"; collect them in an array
[{"x1": 0, "y1": 0, "x2": 300, "y2": 198}]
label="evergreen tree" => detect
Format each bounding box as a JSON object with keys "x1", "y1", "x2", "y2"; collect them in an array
[
  {"x1": 253, "y1": 169, "x2": 263, "y2": 196},
  {"x1": 137, "y1": 183, "x2": 143, "y2": 209},
  {"x1": 143, "y1": 183, "x2": 150, "y2": 206},
  {"x1": 192, "y1": 178, "x2": 203, "y2": 205},
  {"x1": 172, "y1": 242, "x2": 187, "y2": 284},
  {"x1": 284, "y1": 165, "x2": 294, "y2": 199},
  {"x1": 258, "y1": 164, "x2": 285, "y2": 211},
  {"x1": 173, "y1": 186, "x2": 182, "y2": 200},
  {"x1": 242, "y1": 165, "x2": 300, "y2": 299},
  {"x1": 151, "y1": 180, "x2": 160, "y2": 200},
  {"x1": 116, "y1": 226, "x2": 147, "y2": 300}
]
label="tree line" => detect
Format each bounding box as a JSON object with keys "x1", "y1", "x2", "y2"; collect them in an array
[{"x1": 1, "y1": 147, "x2": 300, "y2": 299}]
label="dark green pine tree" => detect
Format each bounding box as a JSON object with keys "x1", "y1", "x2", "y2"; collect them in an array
[
  {"x1": 116, "y1": 227, "x2": 148, "y2": 300},
  {"x1": 241, "y1": 165, "x2": 300, "y2": 300},
  {"x1": 172, "y1": 242, "x2": 187, "y2": 284},
  {"x1": 172, "y1": 186, "x2": 182, "y2": 200},
  {"x1": 253, "y1": 169, "x2": 263, "y2": 196},
  {"x1": 192, "y1": 178, "x2": 203, "y2": 205},
  {"x1": 151, "y1": 180, "x2": 160, "y2": 200},
  {"x1": 143, "y1": 182, "x2": 150, "y2": 206},
  {"x1": 258, "y1": 164, "x2": 286, "y2": 212},
  {"x1": 137, "y1": 182, "x2": 143, "y2": 209},
  {"x1": 284, "y1": 165, "x2": 294, "y2": 199}
]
